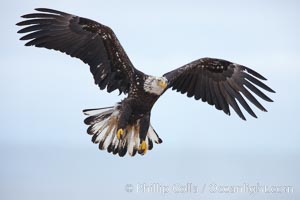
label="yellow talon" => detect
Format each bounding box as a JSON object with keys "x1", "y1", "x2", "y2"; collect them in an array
[
  {"x1": 138, "y1": 140, "x2": 147, "y2": 155},
  {"x1": 117, "y1": 128, "x2": 124, "y2": 140}
]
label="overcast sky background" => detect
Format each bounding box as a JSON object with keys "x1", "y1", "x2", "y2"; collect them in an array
[{"x1": 1, "y1": 0, "x2": 299, "y2": 200}]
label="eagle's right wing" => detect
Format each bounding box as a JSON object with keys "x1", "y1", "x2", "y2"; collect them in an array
[
  {"x1": 17, "y1": 8, "x2": 136, "y2": 94},
  {"x1": 163, "y1": 57, "x2": 275, "y2": 120}
]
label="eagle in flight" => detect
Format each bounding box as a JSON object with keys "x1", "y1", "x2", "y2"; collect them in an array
[{"x1": 17, "y1": 8, "x2": 275, "y2": 157}]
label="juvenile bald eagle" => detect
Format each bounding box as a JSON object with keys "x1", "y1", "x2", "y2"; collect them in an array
[{"x1": 17, "y1": 8, "x2": 275, "y2": 157}]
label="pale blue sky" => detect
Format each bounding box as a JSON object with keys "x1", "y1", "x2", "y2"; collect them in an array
[{"x1": 1, "y1": 1, "x2": 299, "y2": 200}]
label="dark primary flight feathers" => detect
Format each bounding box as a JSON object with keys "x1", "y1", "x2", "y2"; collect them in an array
[
  {"x1": 17, "y1": 8, "x2": 275, "y2": 120},
  {"x1": 17, "y1": 8, "x2": 134, "y2": 94}
]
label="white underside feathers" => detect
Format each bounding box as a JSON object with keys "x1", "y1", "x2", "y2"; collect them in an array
[{"x1": 83, "y1": 104, "x2": 162, "y2": 157}]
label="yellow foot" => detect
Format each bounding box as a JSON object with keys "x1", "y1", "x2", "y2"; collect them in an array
[
  {"x1": 117, "y1": 128, "x2": 124, "y2": 140},
  {"x1": 138, "y1": 140, "x2": 147, "y2": 155}
]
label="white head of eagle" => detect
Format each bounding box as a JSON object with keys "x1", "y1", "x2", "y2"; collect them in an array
[{"x1": 143, "y1": 76, "x2": 168, "y2": 95}]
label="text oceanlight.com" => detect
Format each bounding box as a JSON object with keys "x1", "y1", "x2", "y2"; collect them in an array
[{"x1": 125, "y1": 182, "x2": 293, "y2": 195}]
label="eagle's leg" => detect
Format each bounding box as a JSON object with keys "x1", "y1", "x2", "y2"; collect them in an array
[
  {"x1": 116, "y1": 102, "x2": 132, "y2": 140},
  {"x1": 83, "y1": 104, "x2": 162, "y2": 156},
  {"x1": 116, "y1": 129, "x2": 124, "y2": 140},
  {"x1": 138, "y1": 115, "x2": 150, "y2": 155}
]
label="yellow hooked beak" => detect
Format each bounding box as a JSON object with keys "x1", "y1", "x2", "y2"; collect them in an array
[{"x1": 158, "y1": 80, "x2": 168, "y2": 89}]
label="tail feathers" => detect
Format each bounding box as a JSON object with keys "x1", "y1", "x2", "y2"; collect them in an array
[
  {"x1": 83, "y1": 106, "x2": 116, "y2": 125},
  {"x1": 148, "y1": 125, "x2": 163, "y2": 144},
  {"x1": 83, "y1": 105, "x2": 162, "y2": 157}
]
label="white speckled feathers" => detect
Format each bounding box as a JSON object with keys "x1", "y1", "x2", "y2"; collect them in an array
[{"x1": 83, "y1": 104, "x2": 162, "y2": 157}]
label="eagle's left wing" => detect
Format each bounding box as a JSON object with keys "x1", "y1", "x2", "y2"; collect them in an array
[
  {"x1": 163, "y1": 57, "x2": 275, "y2": 120},
  {"x1": 17, "y1": 8, "x2": 136, "y2": 94}
]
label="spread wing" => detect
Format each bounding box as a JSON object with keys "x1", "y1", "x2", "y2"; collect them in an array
[
  {"x1": 163, "y1": 57, "x2": 275, "y2": 120},
  {"x1": 17, "y1": 8, "x2": 136, "y2": 94}
]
